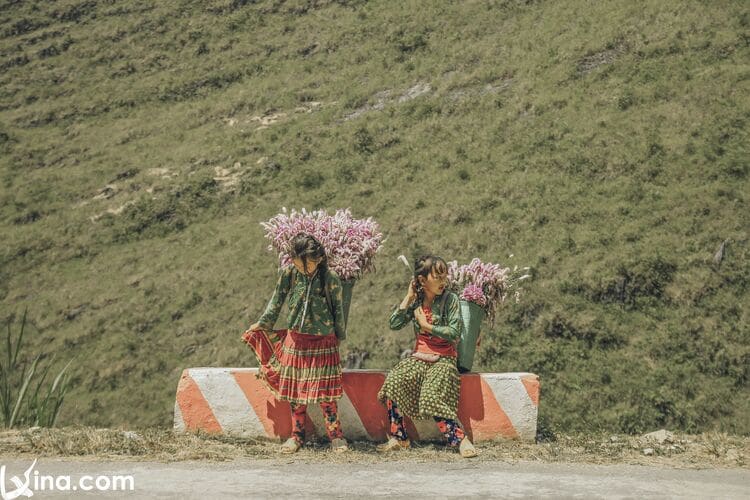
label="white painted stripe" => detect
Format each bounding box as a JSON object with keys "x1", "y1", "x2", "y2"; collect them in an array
[
  {"x1": 481, "y1": 374, "x2": 537, "y2": 441},
  {"x1": 336, "y1": 391, "x2": 369, "y2": 440},
  {"x1": 306, "y1": 403, "x2": 324, "y2": 437},
  {"x1": 307, "y1": 392, "x2": 370, "y2": 440},
  {"x1": 188, "y1": 368, "x2": 266, "y2": 438},
  {"x1": 173, "y1": 400, "x2": 185, "y2": 432},
  {"x1": 498, "y1": 372, "x2": 535, "y2": 378}
]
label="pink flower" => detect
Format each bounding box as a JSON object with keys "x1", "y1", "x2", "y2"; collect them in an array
[
  {"x1": 460, "y1": 283, "x2": 487, "y2": 307},
  {"x1": 261, "y1": 208, "x2": 384, "y2": 280},
  {"x1": 448, "y1": 257, "x2": 531, "y2": 326}
]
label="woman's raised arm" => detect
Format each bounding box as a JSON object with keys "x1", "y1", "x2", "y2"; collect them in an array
[{"x1": 389, "y1": 278, "x2": 418, "y2": 330}]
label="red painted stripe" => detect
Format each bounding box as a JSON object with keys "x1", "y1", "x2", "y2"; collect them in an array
[
  {"x1": 341, "y1": 372, "x2": 389, "y2": 440},
  {"x1": 458, "y1": 374, "x2": 518, "y2": 441},
  {"x1": 176, "y1": 371, "x2": 222, "y2": 434},
  {"x1": 232, "y1": 371, "x2": 292, "y2": 438},
  {"x1": 521, "y1": 375, "x2": 540, "y2": 407}
]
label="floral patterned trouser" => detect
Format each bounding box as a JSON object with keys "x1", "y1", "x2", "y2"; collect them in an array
[
  {"x1": 290, "y1": 401, "x2": 343, "y2": 443},
  {"x1": 386, "y1": 399, "x2": 466, "y2": 446}
]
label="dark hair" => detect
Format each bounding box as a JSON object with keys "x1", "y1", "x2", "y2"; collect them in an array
[
  {"x1": 413, "y1": 255, "x2": 448, "y2": 305},
  {"x1": 290, "y1": 233, "x2": 328, "y2": 287}
]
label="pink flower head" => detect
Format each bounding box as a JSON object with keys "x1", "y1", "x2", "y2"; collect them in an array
[
  {"x1": 447, "y1": 257, "x2": 530, "y2": 326},
  {"x1": 261, "y1": 208, "x2": 384, "y2": 280},
  {"x1": 460, "y1": 283, "x2": 487, "y2": 307}
]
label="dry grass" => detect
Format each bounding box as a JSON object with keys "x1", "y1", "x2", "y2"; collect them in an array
[{"x1": 0, "y1": 427, "x2": 747, "y2": 469}]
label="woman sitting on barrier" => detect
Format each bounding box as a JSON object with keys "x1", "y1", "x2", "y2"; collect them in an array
[
  {"x1": 242, "y1": 233, "x2": 348, "y2": 454},
  {"x1": 377, "y1": 255, "x2": 477, "y2": 458}
]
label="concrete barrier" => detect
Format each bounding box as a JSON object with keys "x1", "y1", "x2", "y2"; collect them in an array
[{"x1": 174, "y1": 368, "x2": 540, "y2": 442}]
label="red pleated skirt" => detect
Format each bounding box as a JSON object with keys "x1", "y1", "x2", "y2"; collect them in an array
[{"x1": 242, "y1": 328, "x2": 343, "y2": 405}]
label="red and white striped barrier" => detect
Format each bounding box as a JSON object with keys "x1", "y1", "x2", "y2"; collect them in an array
[{"x1": 174, "y1": 368, "x2": 540, "y2": 442}]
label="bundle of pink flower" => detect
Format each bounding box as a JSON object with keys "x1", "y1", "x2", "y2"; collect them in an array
[
  {"x1": 261, "y1": 207, "x2": 384, "y2": 281},
  {"x1": 447, "y1": 258, "x2": 530, "y2": 326}
]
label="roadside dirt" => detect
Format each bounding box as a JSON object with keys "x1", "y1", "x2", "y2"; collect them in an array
[{"x1": 0, "y1": 427, "x2": 747, "y2": 469}]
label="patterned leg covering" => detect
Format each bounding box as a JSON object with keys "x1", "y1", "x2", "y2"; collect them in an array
[
  {"x1": 290, "y1": 403, "x2": 307, "y2": 444},
  {"x1": 320, "y1": 401, "x2": 344, "y2": 440},
  {"x1": 434, "y1": 417, "x2": 465, "y2": 447},
  {"x1": 379, "y1": 357, "x2": 461, "y2": 420},
  {"x1": 387, "y1": 399, "x2": 409, "y2": 441}
]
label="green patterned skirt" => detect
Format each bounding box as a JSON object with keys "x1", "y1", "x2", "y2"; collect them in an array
[{"x1": 377, "y1": 356, "x2": 461, "y2": 420}]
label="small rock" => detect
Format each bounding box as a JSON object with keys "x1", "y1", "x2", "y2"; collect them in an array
[
  {"x1": 609, "y1": 435, "x2": 619, "y2": 443},
  {"x1": 398, "y1": 83, "x2": 432, "y2": 103},
  {"x1": 642, "y1": 448, "x2": 654, "y2": 456},
  {"x1": 122, "y1": 431, "x2": 142, "y2": 441},
  {"x1": 643, "y1": 429, "x2": 674, "y2": 444}
]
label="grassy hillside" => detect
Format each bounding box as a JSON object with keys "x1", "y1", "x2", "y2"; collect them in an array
[{"x1": 1, "y1": 0, "x2": 748, "y2": 435}]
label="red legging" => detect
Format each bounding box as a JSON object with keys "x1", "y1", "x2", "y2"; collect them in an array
[{"x1": 290, "y1": 401, "x2": 343, "y2": 443}]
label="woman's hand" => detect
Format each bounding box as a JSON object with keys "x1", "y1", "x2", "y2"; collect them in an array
[
  {"x1": 248, "y1": 322, "x2": 261, "y2": 332},
  {"x1": 414, "y1": 306, "x2": 432, "y2": 332}
]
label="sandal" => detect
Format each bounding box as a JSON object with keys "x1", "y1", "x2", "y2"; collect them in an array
[
  {"x1": 330, "y1": 437, "x2": 349, "y2": 453},
  {"x1": 459, "y1": 438, "x2": 478, "y2": 458},
  {"x1": 280, "y1": 437, "x2": 302, "y2": 454},
  {"x1": 376, "y1": 437, "x2": 410, "y2": 453}
]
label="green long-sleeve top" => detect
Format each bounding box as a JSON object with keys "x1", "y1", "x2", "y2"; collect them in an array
[
  {"x1": 388, "y1": 291, "x2": 462, "y2": 342},
  {"x1": 257, "y1": 265, "x2": 346, "y2": 339}
]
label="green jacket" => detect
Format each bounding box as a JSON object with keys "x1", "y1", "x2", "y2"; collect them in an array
[
  {"x1": 388, "y1": 291, "x2": 462, "y2": 342},
  {"x1": 257, "y1": 265, "x2": 346, "y2": 339}
]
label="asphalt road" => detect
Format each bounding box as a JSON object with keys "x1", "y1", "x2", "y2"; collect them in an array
[{"x1": 0, "y1": 458, "x2": 748, "y2": 499}]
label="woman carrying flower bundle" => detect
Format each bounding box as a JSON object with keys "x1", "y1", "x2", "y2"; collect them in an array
[
  {"x1": 242, "y1": 233, "x2": 348, "y2": 454},
  {"x1": 377, "y1": 255, "x2": 478, "y2": 458}
]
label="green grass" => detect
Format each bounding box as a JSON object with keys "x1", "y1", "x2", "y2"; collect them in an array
[
  {"x1": 0, "y1": 309, "x2": 72, "y2": 428},
  {"x1": 1, "y1": 0, "x2": 748, "y2": 434}
]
